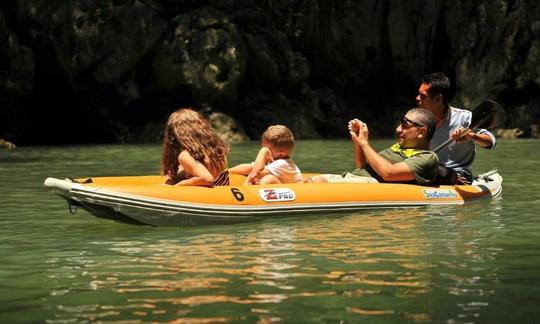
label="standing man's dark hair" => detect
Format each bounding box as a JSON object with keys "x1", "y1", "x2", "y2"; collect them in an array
[{"x1": 421, "y1": 73, "x2": 452, "y2": 106}]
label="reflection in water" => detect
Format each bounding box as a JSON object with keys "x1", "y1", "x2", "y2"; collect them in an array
[
  {"x1": 43, "y1": 208, "x2": 474, "y2": 322},
  {"x1": 421, "y1": 200, "x2": 505, "y2": 322}
]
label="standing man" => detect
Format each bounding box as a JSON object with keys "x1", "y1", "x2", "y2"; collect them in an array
[{"x1": 416, "y1": 72, "x2": 496, "y2": 184}]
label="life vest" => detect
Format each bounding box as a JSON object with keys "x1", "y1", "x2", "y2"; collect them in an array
[{"x1": 389, "y1": 143, "x2": 425, "y2": 158}]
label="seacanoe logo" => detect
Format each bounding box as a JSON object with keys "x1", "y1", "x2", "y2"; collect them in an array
[
  {"x1": 259, "y1": 188, "x2": 296, "y2": 202},
  {"x1": 422, "y1": 189, "x2": 459, "y2": 199}
]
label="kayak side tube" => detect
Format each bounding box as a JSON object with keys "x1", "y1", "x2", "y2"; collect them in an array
[{"x1": 43, "y1": 172, "x2": 502, "y2": 226}]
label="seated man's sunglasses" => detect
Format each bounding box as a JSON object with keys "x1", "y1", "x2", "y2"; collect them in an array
[{"x1": 399, "y1": 116, "x2": 425, "y2": 128}]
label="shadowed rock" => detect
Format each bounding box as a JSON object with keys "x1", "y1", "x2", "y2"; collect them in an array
[
  {"x1": 1, "y1": 0, "x2": 539, "y2": 144},
  {"x1": 149, "y1": 7, "x2": 246, "y2": 104}
]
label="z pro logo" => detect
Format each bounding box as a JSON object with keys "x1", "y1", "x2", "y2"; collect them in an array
[{"x1": 259, "y1": 188, "x2": 296, "y2": 202}]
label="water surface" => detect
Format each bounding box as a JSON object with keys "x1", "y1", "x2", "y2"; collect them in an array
[{"x1": 1, "y1": 140, "x2": 539, "y2": 323}]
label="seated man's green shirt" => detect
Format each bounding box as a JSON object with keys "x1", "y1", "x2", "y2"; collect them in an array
[{"x1": 349, "y1": 144, "x2": 439, "y2": 185}]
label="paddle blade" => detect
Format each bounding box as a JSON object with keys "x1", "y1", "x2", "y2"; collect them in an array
[{"x1": 471, "y1": 100, "x2": 507, "y2": 130}]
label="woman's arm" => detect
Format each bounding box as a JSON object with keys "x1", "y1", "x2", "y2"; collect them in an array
[{"x1": 177, "y1": 150, "x2": 215, "y2": 186}]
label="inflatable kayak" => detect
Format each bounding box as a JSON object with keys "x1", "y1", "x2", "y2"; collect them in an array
[{"x1": 44, "y1": 171, "x2": 502, "y2": 226}]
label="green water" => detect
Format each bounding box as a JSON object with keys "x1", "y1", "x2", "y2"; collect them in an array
[{"x1": 1, "y1": 140, "x2": 539, "y2": 323}]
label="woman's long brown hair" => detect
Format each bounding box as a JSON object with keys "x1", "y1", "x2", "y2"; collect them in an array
[{"x1": 161, "y1": 108, "x2": 228, "y2": 177}]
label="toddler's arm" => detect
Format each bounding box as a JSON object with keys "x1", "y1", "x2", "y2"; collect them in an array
[{"x1": 245, "y1": 147, "x2": 273, "y2": 184}]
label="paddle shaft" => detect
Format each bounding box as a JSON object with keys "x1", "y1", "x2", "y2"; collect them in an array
[{"x1": 433, "y1": 128, "x2": 472, "y2": 153}]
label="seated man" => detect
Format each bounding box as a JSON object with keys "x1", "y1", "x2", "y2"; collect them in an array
[{"x1": 313, "y1": 108, "x2": 439, "y2": 185}]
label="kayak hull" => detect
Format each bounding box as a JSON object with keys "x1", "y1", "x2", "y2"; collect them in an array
[{"x1": 44, "y1": 172, "x2": 503, "y2": 226}]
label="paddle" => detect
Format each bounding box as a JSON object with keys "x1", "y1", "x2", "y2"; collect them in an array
[{"x1": 433, "y1": 100, "x2": 507, "y2": 153}]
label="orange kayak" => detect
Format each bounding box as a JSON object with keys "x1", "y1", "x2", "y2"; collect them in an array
[{"x1": 44, "y1": 171, "x2": 502, "y2": 226}]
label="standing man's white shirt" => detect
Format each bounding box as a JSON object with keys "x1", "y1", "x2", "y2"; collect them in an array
[{"x1": 430, "y1": 106, "x2": 496, "y2": 176}]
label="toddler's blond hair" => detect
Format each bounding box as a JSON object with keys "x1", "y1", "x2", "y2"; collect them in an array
[{"x1": 261, "y1": 125, "x2": 295, "y2": 151}]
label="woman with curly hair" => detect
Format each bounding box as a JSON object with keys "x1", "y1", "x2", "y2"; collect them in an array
[{"x1": 161, "y1": 108, "x2": 229, "y2": 186}]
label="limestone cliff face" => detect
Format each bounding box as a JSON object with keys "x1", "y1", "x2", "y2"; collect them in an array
[{"x1": 1, "y1": 0, "x2": 539, "y2": 144}]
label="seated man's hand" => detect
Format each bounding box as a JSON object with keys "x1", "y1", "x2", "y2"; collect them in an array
[
  {"x1": 351, "y1": 121, "x2": 369, "y2": 146},
  {"x1": 348, "y1": 119, "x2": 362, "y2": 135}
]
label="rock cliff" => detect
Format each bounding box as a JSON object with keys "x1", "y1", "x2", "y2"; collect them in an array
[{"x1": 1, "y1": 0, "x2": 539, "y2": 144}]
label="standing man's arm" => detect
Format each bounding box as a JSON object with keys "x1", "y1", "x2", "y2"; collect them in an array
[{"x1": 452, "y1": 128, "x2": 495, "y2": 148}]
